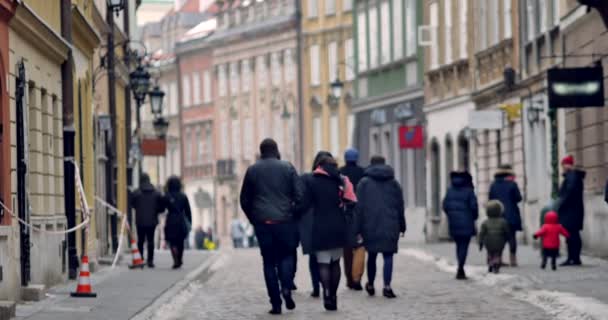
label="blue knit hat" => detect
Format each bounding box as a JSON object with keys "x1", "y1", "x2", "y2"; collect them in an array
[{"x1": 344, "y1": 148, "x2": 359, "y2": 162}]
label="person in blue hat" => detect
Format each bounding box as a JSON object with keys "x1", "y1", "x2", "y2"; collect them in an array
[{"x1": 339, "y1": 148, "x2": 365, "y2": 290}]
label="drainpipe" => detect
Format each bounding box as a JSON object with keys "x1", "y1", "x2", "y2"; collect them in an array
[
  {"x1": 124, "y1": 0, "x2": 133, "y2": 230},
  {"x1": 295, "y1": 0, "x2": 304, "y2": 171},
  {"x1": 107, "y1": 6, "x2": 118, "y2": 253}
]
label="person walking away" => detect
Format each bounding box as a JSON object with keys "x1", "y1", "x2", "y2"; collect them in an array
[
  {"x1": 356, "y1": 156, "x2": 405, "y2": 298},
  {"x1": 478, "y1": 200, "x2": 510, "y2": 274},
  {"x1": 443, "y1": 171, "x2": 479, "y2": 280},
  {"x1": 194, "y1": 226, "x2": 206, "y2": 250},
  {"x1": 130, "y1": 173, "x2": 164, "y2": 268},
  {"x1": 231, "y1": 218, "x2": 245, "y2": 248},
  {"x1": 556, "y1": 155, "x2": 586, "y2": 266},
  {"x1": 240, "y1": 139, "x2": 303, "y2": 315},
  {"x1": 300, "y1": 155, "x2": 356, "y2": 311},
  {"x1": 298, "y1": 151, "x2": 333, "y2": 298},
  {"x1": 339, "y1": 148, "x2": 366, "y2": 291},
  {"x1": 162, "y1": 176, "x2": 192, "y2": 269},
  {"x1": 488, "y1": 164, "x2": 523, "y2": 266},
  {"x1": 534, "y1": 211, "x2": 570, "y2": 270}
]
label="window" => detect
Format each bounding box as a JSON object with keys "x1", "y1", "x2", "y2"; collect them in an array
[
  {"x1": 274, "y1": 113, "x2": 283, "y2": 152},
  {"x1": 182, "y1": 74, "x2": 191, "y2": 106},
  {"x1": 347, "y1": 114, "x2": 354, "y2": 147},
  {"x1": 192, "y1": 72, "x2": 201, "y2": 105},
  {"x1": 310, "y1": 45, "x2": 320, "y2": 86},
  {"x1": 257, "y1": 56, "x2": 267, "y2": 89},
  {"x1": 345, "y1": 38, "x2": 355, "y2": 81},
  {"x1": 343, "y1": 0, "x2": 352, "y2": 11},
  {"x1": 218, "y1": 65, "x2": 227, "y2": 97},
  {"x1": 244, "y1": 118, "x2": 253, "y2": 160},
  {"x1": 328, "y1": 41, "x2": 338, "y2": 82},
  {"x1": 357, "y1": 11, "x2": 368, "y2": 72},
  {"x1": 325, "y1": 0, "x2": 335, "y2": 15},
  {"x1": 380, "y1": 1, "x2": 390, "y2": 64},
  {"x1": 330, "y1": 114, "x2": 339, "y2": 157},
  {"x1": 539, "y1": 0, "x2": 547, "y2": 33},
  {"x1": 552, "y1": 0, "x2": 560, "y2": 26},
  {"x1": 308, "y1": 0, "x2": 318, "y2": 18},
  {"x1": 161, "y1": 84, "x2": 169, "y2": 117},
  {"x1": 489, "y1": 0, "x2": 499, "y2": 45},
  {"x1": 221, "y1": 121, "x2": 229, "y2": 157},
  {"x1": 444, "y1": 0, "x2": 453, "y2": 64},
  {"x1": 312, "y1": 116, "x2": 321, "y2": 152},
  {"x1": 242, "y1": 59, "x2": 251, "y2": 92},
  {"x1": 429, "y1": 2, "x2": 439, "y2": 69},
  {"x1": 392, "y1": 0, "x2": 403, "y2": 60},
  {"x1": 369, "y1": 6, "x2": 378, "y2": 68},
  {"x1": 406, "y1": 0, "x2": 417, "y2": 56},
  {"x1": 503, "y1": 0, "x2": 512, "y2": 39},
  {"x1": 170, "y1": 82, "x2": 178, "y2": 115},
  {"x1": 271, "y1": 52, "x2": 281, "y2": 87},
  {"x1": 459, "y1": 0, "x2": 468, "y2": 59},
  {"x1": 203, "y1": 71, "x2": 212, "y2": 103},
  {"x1": 196, "y1": 126, "x2": 203, "y2": 164},
  {"x1": 230, "y1": 62, "x2": 239, "y2": 96},
  {"x1": 477, "y1": 0, "x2": 487, "y2": 49},
  {"x1": 285, "y1": 49, "x2": 295, "y2": 83},
  {"x1": 258, "y1": 113, "x2": 267, "y2": 143},
  {"x1": 526, "y1": 0, "x2": 535, "y2": 41},
  {"x1": 205, "y1": 125, "x2": 213, "y2": 164},
  {"x1": 185, "y1": 128, "x2": 192, "y2": 165},
  {"x1": 232, "y1": 119, "x2": 241, "y2": 159}
]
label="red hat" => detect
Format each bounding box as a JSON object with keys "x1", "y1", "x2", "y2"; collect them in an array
[{"x1": 561, "y1": 155, "x2": 574, "y2": 166}]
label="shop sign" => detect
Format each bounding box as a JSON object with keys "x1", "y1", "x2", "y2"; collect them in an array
[
  {"x1": 468, "y1": 110, "x2": 504, "y2": 130},
  {"x1": 398, "y1": 126, "x2": 424, "y2": 149},
  {"x1": 547, "y1": 65, "x2": 605, "y2": 109},
  {"x1": 141, "y1": 138, "x2": 166, "y2": 156}
]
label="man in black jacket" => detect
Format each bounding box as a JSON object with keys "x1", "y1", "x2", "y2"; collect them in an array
[
  {"x1": 130, "y1": 173, "x2": 164, "y2": 268},
  {"x1": 557, "y1": 155, "x2": 586, "y2": 266},
  {"x1": 339, "y1": 148, "x2": 365, "y2": 290},
  {"x1": 240, "y1": 139, "x2": 303, "y2": 315}
]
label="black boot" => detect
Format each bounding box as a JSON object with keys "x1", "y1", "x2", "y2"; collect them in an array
[
  {"x1": 365, "y1": 283, "x2": 375, "y2": 296},
  {"x1": 282, "y1": 289, "x2": 296, "y2": 310},
  {"x1": 383, "y1": 288, "x2": 397, "y2": 299},
  {"x1": 268, "y1": 305, "x2": 282, "y2": 315},
  {"x1": 456, "y1": 268, "x2": 467, "y2": 280},
  {"x1": 323, "y1": 290, "x2": 336, "y2": 311}
]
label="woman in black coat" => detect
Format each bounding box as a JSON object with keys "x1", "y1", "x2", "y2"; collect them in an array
[
  {"x1": 298, "y1": 151, "x2": 332, "y2": 298},
  {"x1": 300, "y1": 155, "x2": 356, "y2": 311},
  {"x1": 443, "y1": 171, "x2": 479, "y2": 280},
  {"x1": 488, "y1": 164, "x2": 523, "y2": 266},
  {"x1": 163, "y1": 176, "x2": 192, "y2": 269}
]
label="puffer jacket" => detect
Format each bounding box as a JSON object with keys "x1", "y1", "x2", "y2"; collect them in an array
[
  {"x1": 478, "y1": 204, "x2": 511, "y2": 254},
  {"x1": 443, "y1": 172, "x2": 479, "y2": 237},
  {"x1": 356, "y1": 165, "x2": 405, "y2": 254},
  {"x1": 489, "y1": 172, "x2": 523, "y2": 231},
  {"x1": 534, "y1": 211, "x2": 570, "y2": 249},
  {"x1": 130, "y1": 178, "x2": 164, "y2": 227},
  {"x1": 557, "y1": 169, "x2": 586, "y2": 231}
]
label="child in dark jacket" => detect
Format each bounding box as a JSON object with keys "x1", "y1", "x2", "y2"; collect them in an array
[
  {"x1": 534, "y1": 211, "x2": 570, "y2": 270},
  {"x1": 478, "y1": 200, "x2": 511, "y2": 274}
]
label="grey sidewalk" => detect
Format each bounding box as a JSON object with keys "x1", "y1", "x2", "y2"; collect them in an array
[
  {"x1": 408, "y1": 241, "x2": 608, "y2": 309},
  {"x1": 15, "y1": 250, "x2": 216, "y2": 320}
]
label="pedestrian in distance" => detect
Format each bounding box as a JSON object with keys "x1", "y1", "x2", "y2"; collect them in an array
[
  {"x1": 443, "y1": 171, "x2": 479, "y2": 280},
  {"x1": 339, "y1": 148, "x2": 366, "y2": 291},
  {"x1": 356, "y1": 155, "x2": 405, "y2": 298},
  {"x1": 534, "y1": 211, "x2": 570, "y2": 270},
  {"x1": 130, "y1": 173, "x2": 164, "y2": 268},
  {"x1": 240, "y1": 139, "x2": 303, "y2": 315},
  {"x1": 231, "y1": 218, "x2": 245, "y2": 249},
  {"x1": 489, "y1": 164, "x2": 523, "y2": 267},
  {"x1": 162, "y1": 176, "x2": 192, "y2": 269},
  {"x1": 300, "y1": 154, "x2": 357, "y2": 311},
  {"x1": 556, "y1": 155, "x2": 586, "y2": 266},
  {"x1": 298, "y1": 151, "x2": 333, "y2": 298},
  {"x1": 478, "y1": 200, "x2": 511, "y2": 274}
]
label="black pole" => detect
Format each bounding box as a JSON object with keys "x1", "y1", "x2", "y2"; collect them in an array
[
  {"x1": 549, "y1": 108, "x2": 559, "y2": 197},
  {"x1": 107, "y1": 7, "x2": 118, "y2": 253},
  {"x1": 124, "y1": 0, "x2": 134, "y2": 231},
  {"x1": 61, "y1": 0, "x2": 78, "y2": 279},
  {"x1": 137, "y1": 98, "x2": 142, "y2": 178},
  {"x1": 295, "y1": 0, "x2": 304, "y2": 171},
  {"x1": 77, "y1": 80, "x2": 86, "y2": 254}
]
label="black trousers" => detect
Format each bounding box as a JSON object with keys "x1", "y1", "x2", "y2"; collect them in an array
[
  {"x1": 137, "y1": 225, "x2": 156, "y2": 263},
  {"x1": 566, "y1": 230, "x2": 582, "y2": 263},
  {"x1": 542, "y1": 248, "x2": 559, "y2": 268},
  {"x1": 343, "y1": 245, "x2": 354, "y2": 286},
  {"x1": 507, "y1": 228, "x2": 518, "y2": 255},
  {"x1": 169, "y1": 240, "x2": 185, "y2": 265},
  {"x1": 453, "y1": 236, "x2": 471, "y2": 269}
]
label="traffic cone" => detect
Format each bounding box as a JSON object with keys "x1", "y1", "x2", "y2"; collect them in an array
[
  {"x1": 129, "y1": 238, "x2": 145, "y2": 269},
  {"x1": 70, "y1": 255, "x2": 97, "y2": 298}
]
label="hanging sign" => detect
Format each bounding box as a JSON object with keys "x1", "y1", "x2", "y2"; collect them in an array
[
  {"x1": 547, "y1": 65, "x2": 605, "y2": 109},
  {"x1": 399, "y1": 126, "x2": 424, "y2": 149},
  {"x1": 141, "y1": 138, "x2": 167, "y2": 156}
]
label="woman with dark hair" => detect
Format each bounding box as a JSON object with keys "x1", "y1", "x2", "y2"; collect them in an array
[
  {"x1": 163, "y1": 176, "x2": 192, "y2": 269},
  {"x1": 300, "y1": 154, "x2": 357, "y2": 311},
  {"x1": 298, "y1": 151, "x2": 333, "y2": 298}
]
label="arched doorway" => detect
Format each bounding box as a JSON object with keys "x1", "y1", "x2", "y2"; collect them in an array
[
  {"x1": 445, "y1": 134, "x2": 454, "y2": 187},
  {"x1": 457, "y1": 130, "x2": 470, "y2": 172},
  {"x1": 430, "y1": 138, "x2": 441, "y2": 217}
]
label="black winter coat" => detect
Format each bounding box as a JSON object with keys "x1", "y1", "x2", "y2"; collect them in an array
[
  {"x1": 340, "y1": 163, "x2": 365, "y2": 190},
  {"x1": 300, "y1": 167, "x2": 348, "y2": 252},
  {"x1": 163, "y1": 192, "x2": 192, "y2": 244},
  {"x1": 297, "y1": 173, "x2": 315, "y2": 255},
  {"x1": 356, "y1": 165, "x2": 405, "y2": 254},
  {"x1": 240, "y1": 157, "x2": 303, "y2": 224},
  {"x1": 130, "y1": 182, "x2": 164, "y2": 227},
  {"x1": 489, "y1": 174, "x2": 523, "y2": 231},
  {"x1": 557, "y1": 169, "x2": 586, "y2": 231},
  {"x1": 443, "y1": 173, "x2": 479, "y2": 237}
]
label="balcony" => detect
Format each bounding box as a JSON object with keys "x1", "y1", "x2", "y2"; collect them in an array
[{"x1": 216, "y1": 159, "x2": 236, "y2": 180}]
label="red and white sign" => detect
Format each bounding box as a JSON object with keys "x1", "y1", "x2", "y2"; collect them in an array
[{"x1": 399, "y1": 126, "x2": 424, "y2": 149}]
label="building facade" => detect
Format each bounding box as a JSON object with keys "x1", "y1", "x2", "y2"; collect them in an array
[
  {"x1": 353, "y1": 0, "x2": 426, "y2": 241},
  {"x1": 301, "y1": 0, "x2": 354, "y2": 168}
]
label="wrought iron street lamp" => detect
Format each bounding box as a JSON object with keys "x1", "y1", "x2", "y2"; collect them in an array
[
  {"x1": 129, "y1": 63, "x2": 151, "y2": 106},
  {"x1": 153, "y1": 117, "x2": 170, "y2": 139},
  {"x1": 149, "y1": 85, "x2": 165, "y2": 115},
  {"x1": 106, "y1": 0, "x2": 125, "y2": 15},
  {"x1": 330, "y1": 77, "x2": 344, "y2": 100}
]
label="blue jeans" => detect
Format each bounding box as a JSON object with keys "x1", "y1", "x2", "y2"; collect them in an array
[
  {"x1": 367, "y1": 252, "x2": 394, "y2": 287},
  {"x1": 255, "y1": 223, "x2": 297, "y2": 307}
]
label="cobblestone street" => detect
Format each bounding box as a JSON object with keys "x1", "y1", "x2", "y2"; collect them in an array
[{"x1": 148, "y1": 248, "x2": 551, "y2": 320}]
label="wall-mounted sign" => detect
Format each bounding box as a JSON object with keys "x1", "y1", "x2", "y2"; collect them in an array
[
  {"x1": 399, "y1": 126, "x2": 424, "y2": 149},
  {"x1": 394, "y1": 102, "x2": 414, "y2": 120},
  {"x1": 141, "y1": 138, "x2": 167, "y2": 156},
  {"x1": 468, "y1": 110, "x2": 504, "y2": 130},
  {"x1": 547, "y1": 65, "x2": 605, "y2": 109},
  {"x1": 371, "y1": 109, "x2": 387, "y2": 125}
]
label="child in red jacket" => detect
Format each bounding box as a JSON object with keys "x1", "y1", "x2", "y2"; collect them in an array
[{"x1": 534, "y1": 211, "x2": 570, "y2": 270}]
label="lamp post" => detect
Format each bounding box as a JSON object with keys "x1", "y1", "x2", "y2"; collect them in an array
[{"x1": 129, "y1": 60, "x2": 151, "y2": 177}]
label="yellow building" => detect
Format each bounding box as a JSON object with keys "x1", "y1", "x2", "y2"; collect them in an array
[{"x1": 302, "y1": 0, "x2": 354, "y2": 168}]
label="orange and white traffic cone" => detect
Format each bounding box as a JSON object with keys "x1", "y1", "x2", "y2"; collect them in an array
[
  {"x1": 70, "y1": 255, "x2": 97, "y2": 298},
  {"x1": 129, "y1": 238, "x2": 145, "y2": 269}
]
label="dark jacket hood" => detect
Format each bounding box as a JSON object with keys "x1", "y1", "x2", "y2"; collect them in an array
[
  {"x1": 365, "y1": 165, "x2": 395, "y2": 181},
  {"x1": 450, "y1": 172, "x2": 468, "y2": 188},
  {"x1": 140, "y1": 182, "x2": 156, "y2": 192}
]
